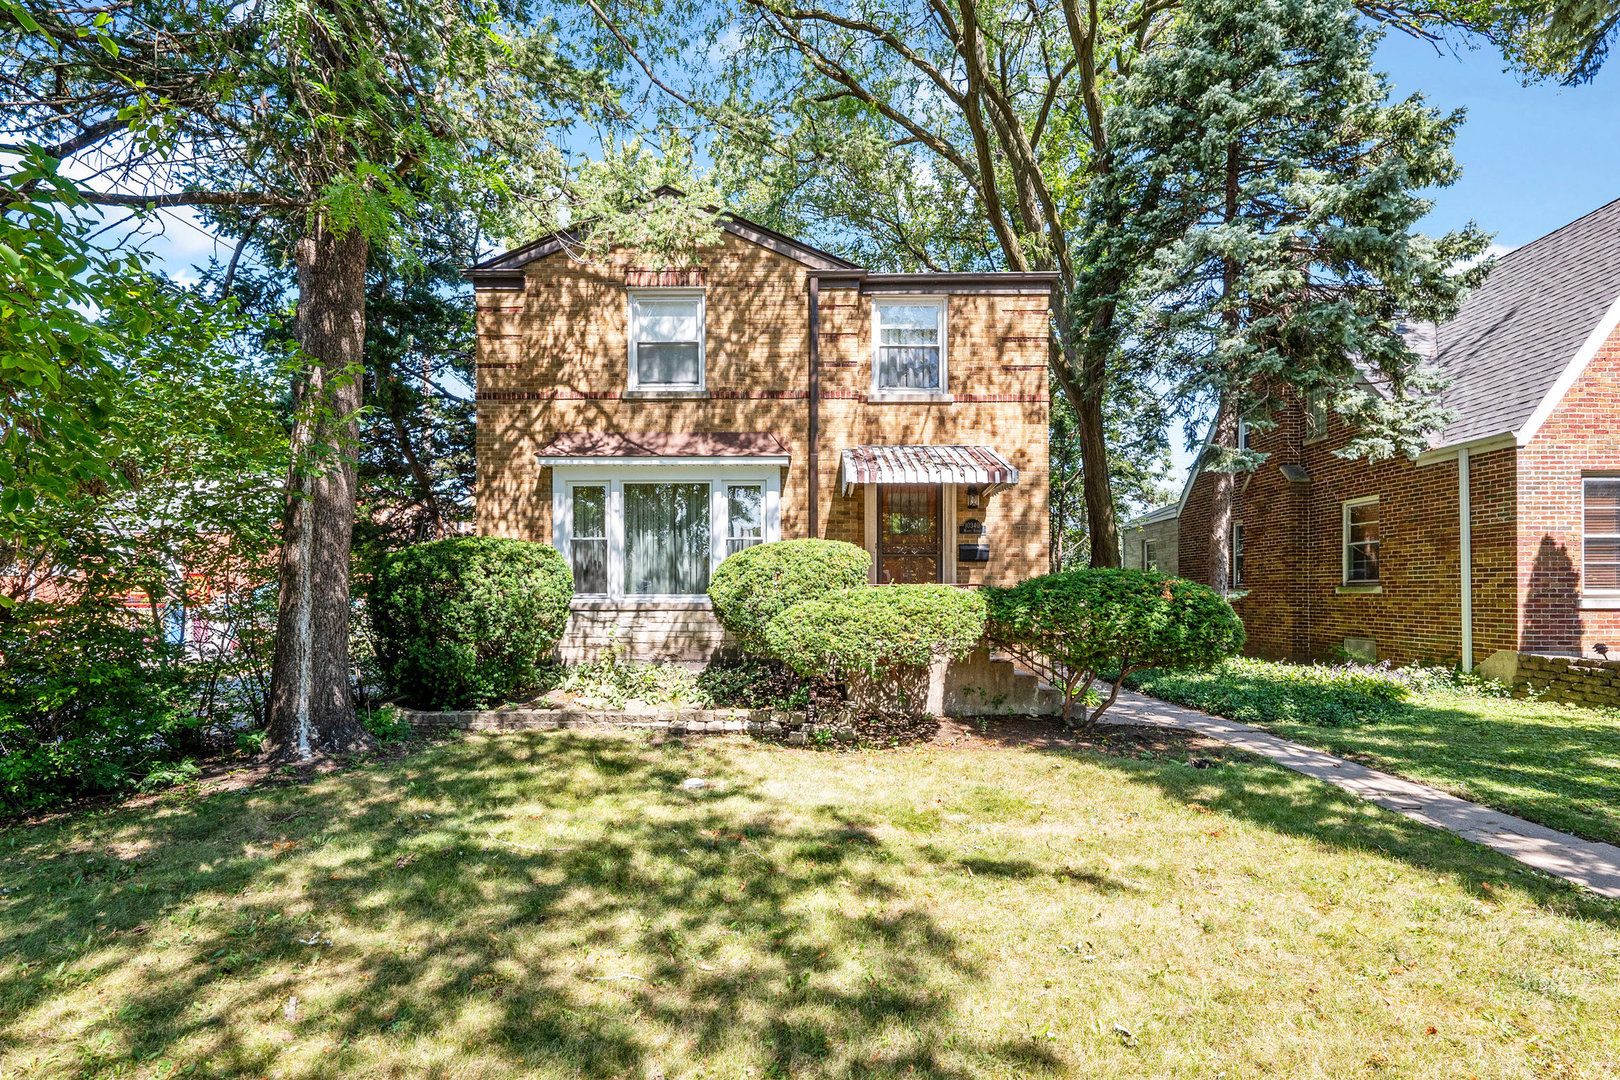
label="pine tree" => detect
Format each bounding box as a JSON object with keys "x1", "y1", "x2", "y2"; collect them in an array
[{"x1": 1108, "y1": 0, "x2": 1490, "y2": 592}]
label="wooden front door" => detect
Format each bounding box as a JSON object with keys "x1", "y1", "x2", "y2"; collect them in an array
[{"x1": 877, "y1": 485, "x2": 941, "y2": 583}]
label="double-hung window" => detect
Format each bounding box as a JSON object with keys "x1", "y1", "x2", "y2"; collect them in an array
[
  {"x1": 1583, "y1": 478, "x2": 1620, "y2": 593},
  {"x1": 1143, "y1": 538, "x2": 1159, "y2": 572},
  {"x1": 1342, "y1": 497, "x2": 1380, "y2": 584},
  {"x1": 555, "y1": 468, "x2": 780, "y2": 600},
  {"x1": 872, "y1": 298, "x2": 946, "y2": 393},
  {"x1": 1230, "y1": 522, "x2": 1244, "y2": 587},
  {"x1": 628, "y1": 290, "x2": 704, "y2": 390}
]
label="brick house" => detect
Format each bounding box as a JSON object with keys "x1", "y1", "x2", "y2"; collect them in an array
[
  {"x1": 1122, "y1": 197, "x2": 1620, "y2": 670},
  {"x1": 466, "y1": 204, "x2": 1055, "y2": 661}
]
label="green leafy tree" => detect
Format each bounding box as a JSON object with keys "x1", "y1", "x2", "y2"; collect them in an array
[
  {"x1": 1109, "y1": 0, "x2": 1489, "y2": 592},
  {"x1": 1, "y1": 0, "x2": 637, "y2": 758}
]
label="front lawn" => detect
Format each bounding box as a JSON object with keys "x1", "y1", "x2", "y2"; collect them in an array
[
  {"x1": 3, "y1": 731, "x2": 1619, "y2": 1078},
  {"x1": 1127, "y1": 658, "x2": 1620, "y2": 847}
]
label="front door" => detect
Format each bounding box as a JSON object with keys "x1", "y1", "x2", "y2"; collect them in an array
[{"x1": 877, "y1": 485, "x2": 941, "y2": 583}]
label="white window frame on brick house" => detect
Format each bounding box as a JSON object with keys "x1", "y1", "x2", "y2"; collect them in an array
[
  {"x1": 551, "y1": 464, "x2": 780, "y2": 603},
  {"x1": 1236, "y1": 417, "x2": 1251, "y2": 451},
  {"x1": 1305, "y1": 388, "x2": 1330, "y2": 441},
  {"x1": 1342, "y1": 496, "x2": 1381, "y2": 585},
  {"x1": 870, "y1": 295, "x2": 948, "y2": 400},
  {"x1": 1230, "y1": 522, "x2": 1244, "y2": 586},
  {"x1": 627, "y1": 289, "x2": 706, "y2": 393},
  {"x1": 1581, "y1": 476, "x2": 1620, "y2": 603}
]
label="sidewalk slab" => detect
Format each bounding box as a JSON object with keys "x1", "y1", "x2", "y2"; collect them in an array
[{"x1": 1104, "y1": 688, "x2": 1620, "y2": 899}]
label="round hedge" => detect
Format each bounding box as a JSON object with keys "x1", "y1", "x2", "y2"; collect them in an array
[
  {"x1": 984, "y1": 567, "x2": 1243, "y2": 684},
  {"x1": 708, "y1": 539, "x2": 871, "y2": 655},
  {"x1": 368, "y1": 536, "x2": 573, "y2": 710},
  {"x1": 763, "y1": 584, "x2": 988, "y2": 679}
]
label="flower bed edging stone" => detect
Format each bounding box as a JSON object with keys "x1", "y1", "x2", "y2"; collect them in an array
[{"x1": 392, "y1": 704, "x2": 845, "y2": 745}]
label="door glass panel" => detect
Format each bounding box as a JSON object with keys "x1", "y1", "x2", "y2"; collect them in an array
[
  {"x1": 878, "y1": 485, "x2": 939, "y2": 584},
  {"x1": 624, "y1": 482, "x2": 711, "y2": 594}
]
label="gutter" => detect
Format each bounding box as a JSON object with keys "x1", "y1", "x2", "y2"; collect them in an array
[
  {"x1": 1460, "y1": 446, "x2": 1474, "y2": 671},
  {"x1": 808, "y1": 275, "x2": 820, "y2": 538}
]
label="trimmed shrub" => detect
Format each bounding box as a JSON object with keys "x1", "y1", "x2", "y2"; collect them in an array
[
  {"x1": 764, "y1": 585, "x2": 988, "y2": 714},
  {"x1": 368, "y1": 536, "x2": 573, "y2": 710},
  {"x1": 984, "y1": 568, "x2": 1243, "y2": 727},
  {"x1": 0, "y1": 600, "x2": 193, "y2": 812},
  {"x1": 708, "y1": 539, "x2": 870, "y2": 655}
]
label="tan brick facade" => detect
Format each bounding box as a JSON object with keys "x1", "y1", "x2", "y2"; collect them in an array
[
  {"x1": 473, "y1": 230, "x2": 1051, "y2": 660},
  {"x1": 1169, "y1": 323, "x2": 1620, "y2": 666}
]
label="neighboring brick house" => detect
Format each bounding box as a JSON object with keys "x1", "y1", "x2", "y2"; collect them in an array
[
  {"x1": 1122, "y1": 197, "x2": 1620, "y2": 669},
  {"x1": 467, "y1": 203, "x2": 1055, "y2": 661}
]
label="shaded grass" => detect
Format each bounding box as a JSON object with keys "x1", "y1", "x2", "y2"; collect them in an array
[
  {"x1": 1, "y1": 731, "x2": 1618, "y2": 1078},
  {"x1": 1130, "y1": 662, "x2": 1620, "y2": 846}
]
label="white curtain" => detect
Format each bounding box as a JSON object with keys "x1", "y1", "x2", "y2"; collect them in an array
[
  {"x1": 624, "y1": 483, "x2": 711, "y2": 594},
  {"x1": 635, "y1": 299, "x2": 702, "y2": 385},
  {"x1": 877, "y1": 303, "x2": 941, "y2": 389}
]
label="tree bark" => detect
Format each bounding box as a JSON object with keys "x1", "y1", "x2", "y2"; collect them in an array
[
  {"x1": 265, "y1": 218, "x2": 375, "y2": 760},
  {"x1": 1207, "y1": 399, "x2": 1235, "y2": 594}
]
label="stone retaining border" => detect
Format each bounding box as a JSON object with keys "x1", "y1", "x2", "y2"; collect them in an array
[{"x1": 393, "y1": 705, "x2": 853, "y2": 746}]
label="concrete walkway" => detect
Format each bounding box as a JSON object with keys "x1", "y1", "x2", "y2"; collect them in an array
[{"x1": 1104, "y1": 688, "x2": 1620, "y2": 900}]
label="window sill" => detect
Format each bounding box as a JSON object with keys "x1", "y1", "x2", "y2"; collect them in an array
[
  {"x1": 1226, "y1": 588, "x2": 1250, "y2": 600},
  {"x1": 1336, "y1": 583, "x2": 1383, "y2": 595},
  {"x1": 571, "y1": 596, "x2": 713, "y2": 611},
  {"x1": 1580, "y1": 594, "x2": 1620, "y2": 610},
  {"x1": 866, "y1": 392, "x2": 954, "y2": 404},
  {"x1": 622, "y1": 389, "x2": 709, "y2": 400}
]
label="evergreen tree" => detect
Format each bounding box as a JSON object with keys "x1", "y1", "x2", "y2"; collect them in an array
[{"x1": 1109, "y1": 0, "x2": 1489, "y2": 592}]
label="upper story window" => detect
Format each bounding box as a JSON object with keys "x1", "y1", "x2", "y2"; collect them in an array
[
  {"x1": 873, "y1": 298, "x2": 946, "y2": 393},
  {"x1": 1236, "y1": 417, "x2": 1251, "y2": 451},
  {"x1": 1343, "y1": 496, "x2": 1380, "y2": 583},
  {"x1": 1583, "y1": 478, "x2": 1620, "y2": 592},
  {"x1": 629, "y1": 290, "x2": 705, "y2": 390},
  {"x1": 1305, "y1": 388, "x2": 1330, "y2": 440}
]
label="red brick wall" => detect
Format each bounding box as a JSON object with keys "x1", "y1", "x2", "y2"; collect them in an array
[
  {"x1": 1178, "y1": 395, "x2": 1518, "y2": 665},
  {"x1": 1517, "y1": 324, "x2": 1620, "y2": 653}
]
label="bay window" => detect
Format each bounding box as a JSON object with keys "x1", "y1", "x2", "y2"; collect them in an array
[
  {"x1": 553, "y1": 466, "x2": 781, "y2": 600},
  {"x1": 872, "y1": 298, "x2": 946, "y2": 393}
]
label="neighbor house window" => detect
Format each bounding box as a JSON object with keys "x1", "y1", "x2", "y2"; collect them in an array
[
  {"x1": 1342, "y1": 497, "x2": 1380, "y2": 583},
  {"x1": 1143, "y1": 538, "x2": 1159, "y2": 572},
  {"x1": 1583, "y1": 478, "x2": 1620, "y2": 592},
  {"x1": 570, "y1": 484, "x2": 608, "y2": 594},
  {"x1": 628, "y1": 290, "x2": 704, "y2": 389},
  {"x1": 1230, "y1": 522, "x2": 1244, "y2": 586},
  {"x1": 873, "y1": 298, "x2": 945, "y2": 392},
  {"x1": 555, "y1": 468, "x2": 781, "y2": 600},
  {"x1": 1306, "y1": 388, "x2": 1329, "y2": 439},
  {"x1": 726, "y1": 484, "x2": 764, "y2": 556}
]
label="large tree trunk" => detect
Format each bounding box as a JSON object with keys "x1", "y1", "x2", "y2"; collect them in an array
[
  {"x1": 1050, "y1": 331, "x2": 1122, "y2": 569},
  {"x1": 265, "y1": 219, "x2": 375, "y2": 760},
  {"x1": 1207, "y1": 399, "x2": 1236, "y2": 595}
]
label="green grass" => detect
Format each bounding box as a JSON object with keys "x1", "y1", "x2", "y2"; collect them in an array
[
  {"x1": 4, "y1": 732, "x2": 1620, "y2": 1078},
  {"x1": 1128, "y1": 659, "x2": 1620, "y2": 847}
]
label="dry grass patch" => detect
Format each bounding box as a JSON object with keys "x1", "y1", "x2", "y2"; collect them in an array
[{"x1": 2, "y1": 730, "x2": 1619, "y2": 1078}]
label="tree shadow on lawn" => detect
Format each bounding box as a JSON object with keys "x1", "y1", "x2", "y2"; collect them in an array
[
  {"x1": 0, "y1": 733, "x2": 1050, "y2": 1079},
  {"x1": 1066, "y1": 741, "x2": 1620, "y2": 927}
]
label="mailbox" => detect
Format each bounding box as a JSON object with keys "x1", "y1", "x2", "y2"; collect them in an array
[{"x1": 958, "y1": 517, "x2": 989, "y2": 562}]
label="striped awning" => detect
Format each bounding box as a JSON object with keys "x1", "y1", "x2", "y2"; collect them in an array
[{"x1": 838, "y1": 445, "x2": 1019, "y2": 496}]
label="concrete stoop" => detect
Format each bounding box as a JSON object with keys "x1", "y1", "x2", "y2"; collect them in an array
[{"x1": 942, "y1": 649, "x2": 1064, "y2": 717}]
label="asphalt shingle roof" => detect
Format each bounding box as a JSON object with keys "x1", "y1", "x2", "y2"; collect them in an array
[{"x1": 1436, "y1": 196, "x2": 1620, "y2": 446}]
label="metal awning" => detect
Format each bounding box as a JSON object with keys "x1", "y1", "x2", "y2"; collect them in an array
[{"x1": 838, "y1": 445, "x2": 1019, "y2": 496}]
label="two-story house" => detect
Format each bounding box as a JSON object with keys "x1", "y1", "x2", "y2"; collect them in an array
[
  {"x1": 467, "y1": 203, "x2": 1055, "y2": 661},
  {"x1": 1122, "y1": 197, "x2": 1620, "y2": 672}
]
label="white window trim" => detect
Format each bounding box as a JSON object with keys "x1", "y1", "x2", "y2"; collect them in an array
[
  {"x1": 1229, "y1": 521, "x2": 1243, "y2": 586},
  {"x1": 870, "y1": 295, "x2": 948, "y2": 397},
  {"x1": 627, "y1": 288, "x2": 706, "y2": 392},
  {"x1": 1143, "y1": 538, "x2": 1157, "y2": 572},
  {"x1": 1581, "y1": 475, "x2": 1620, "y2": 600},
  {"x1": 1236, "y1": 417, "x2": 1250, "y2": 451},
  {"x1": 1342, "y1": 495, "x2": 1380, "y2": 586},
  {"x1": 551, "y1": 463, "x2": 780, "y2": 602}
]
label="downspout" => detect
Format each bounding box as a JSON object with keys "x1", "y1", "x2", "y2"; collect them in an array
[
  {"x1": 807, "y1": 275, "x2": 821, "y2": 539},
  {"x1": 1459, "y1": 445, "x2": 1474, "y2": 671}
]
